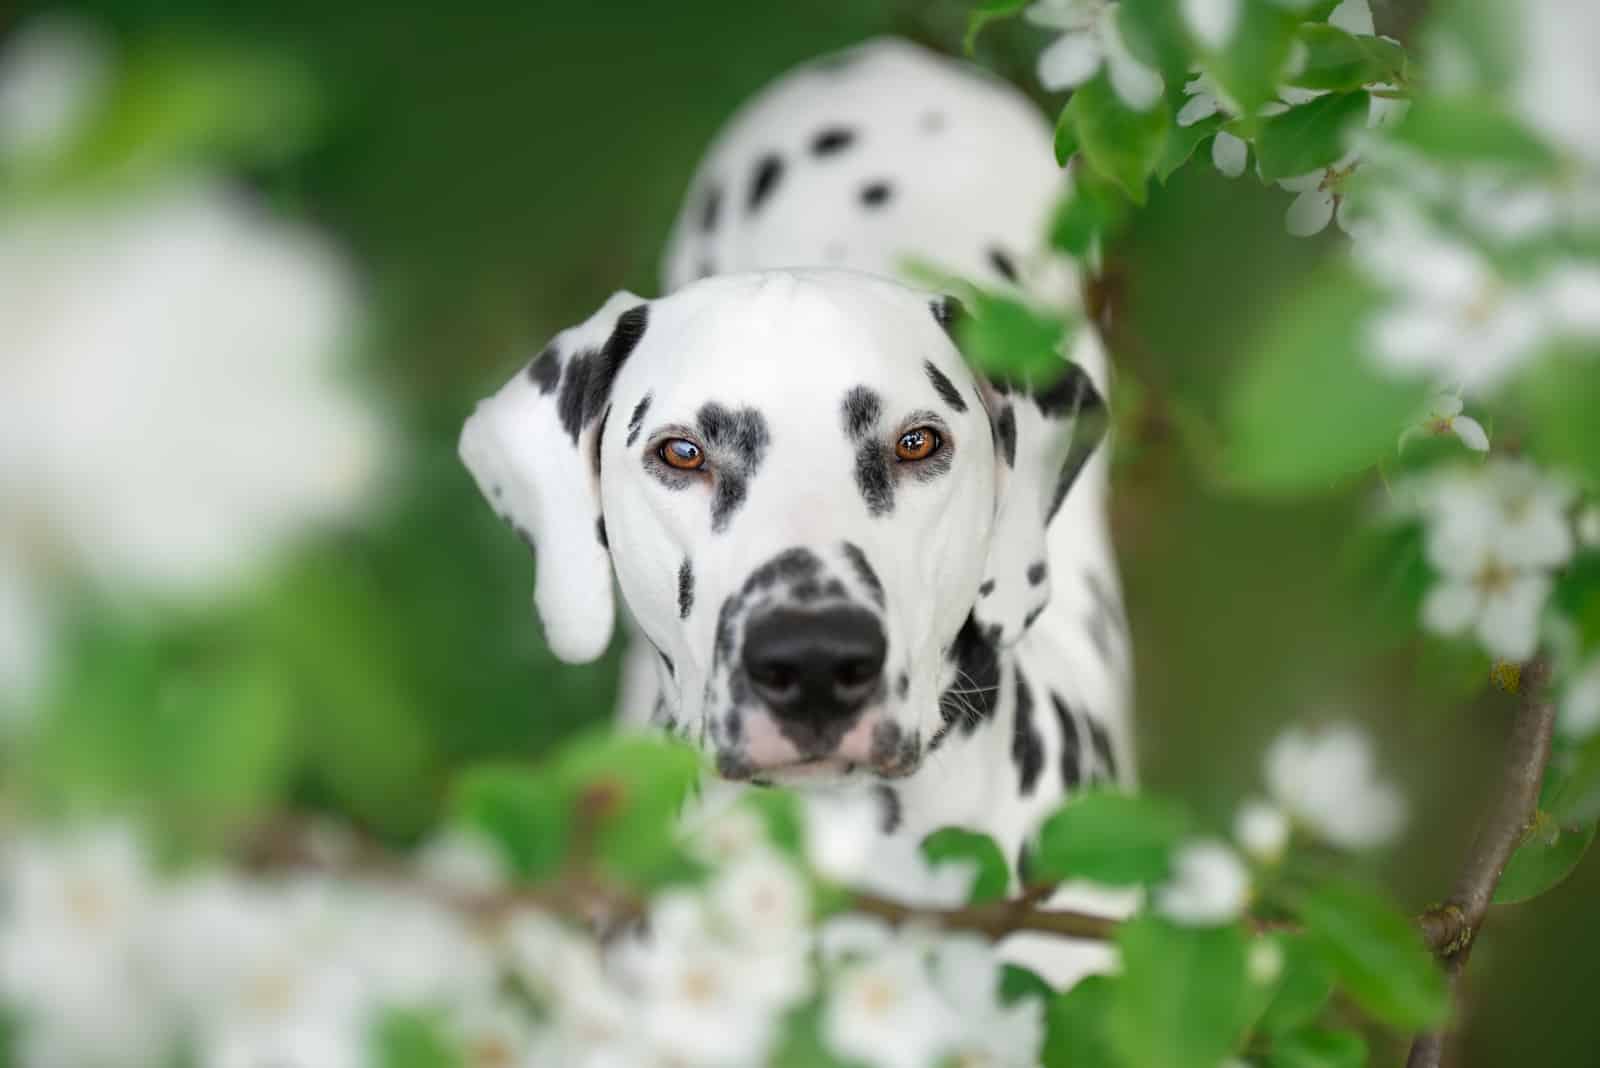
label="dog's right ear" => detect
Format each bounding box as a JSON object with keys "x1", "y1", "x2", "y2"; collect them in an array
[{"x1": 459, "y1": 291, "x2": 650, "y2": 664}]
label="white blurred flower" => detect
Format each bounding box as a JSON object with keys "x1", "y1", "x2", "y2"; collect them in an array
[
  {"x1": 504, "y1": 912, "x2": 635, "y2": 1052},
  {"x1": 1409, "y1": 461, "x2": 1574, "y2": 662},
  {"x1": 930, "y1": 935, "x2": 1045, "y2": 1067},
  {"x1": 683, "y1": 797, "x2": 770, "y2": 865},
  {"x1": 1328, "y1": 0, "x2": 1375, "y2": 36},
  {"x1": 1176, "y1": 75, "x2": 1252, "y2": 179},
  {"x1": 1399, "y1": 392, "x2": 1489, "y2": 454},
  {"x1": 1182, "y1": 0, "x2": 1239, "y2": 50},
  {"x1": 1266, "y1": 723, "x2": 1407, "y2": 850},
  {"x1": 804, "y1": 791, "x2": 977, "y2": 908},
  {"x1": 1027, "y1": 0, "x2": 1165, "y2": 111},
  {"x1": 1156, "y1": 839, "x2": 1250, "y2": 926},
  {"x1": 0, "y1": 180, "x2": 384, "y2": 709},
  {"x1": 1233, "y1": 798, "x2": 1291, "y2": 864},
  {"x1": 709, "y1": 847, "x2": 810, "y2": 948},
  {"x1": 0, "y1": 15, "x2": 109, "y2": 166},
  {"x1": 1561, "y1": 657, "x2": 1600, "y2": 740},
  {"x1": 1577, "y1": 505, "x2": 1600, "y2": 549},
  {"x1": 1248, "y1": 938, "x2": 1284, "y2": 986},
  {"x1": 1279, "y1": 152, "x2": 1361, "y2": 236},
  {"x1": 1513, "y1": 0, "x2": 1600, "y2": 166},
  {"x1": 450, "y1": 1000, "x2": 534, "y2": 1068},
  {"x1": 416, "y1": 829, "x2": 508, "y2": 898},
  {"x1": 0, "y1": 824, "x2": 171, "y2": 1068},
  {"x1": 824, "y1": 936, "x2": 955, "y2": 1068},
  {"x1": 614, "y1": 892, "x2": 791, "y2": 1067},
  {"x1": 1356, "y1": 222, "x2": 1600, "y2": 391}
]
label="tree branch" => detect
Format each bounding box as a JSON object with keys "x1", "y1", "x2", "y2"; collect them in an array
[{"x1": 1406, "y1": 657, "x2": 1558, "y2": 1068}]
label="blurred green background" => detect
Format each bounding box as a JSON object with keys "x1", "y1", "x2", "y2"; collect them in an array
[{"x1": 7, "y1": 1, "x2": 1594, "y2": 1063}]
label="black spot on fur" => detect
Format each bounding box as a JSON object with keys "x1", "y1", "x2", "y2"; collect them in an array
[
  {"x1": 811, "y1": 126, "x2": 856, "y2": 156},
  {"x1": 592, "y1": 403, "x2": 611, "y2": 478},
  {"x1": 1012, "y1": 667, "x2": 1043, "y2": 797},
  {"x1": 995, "y1": 405, "x2": 1017, "y2": 468},
  {"x1": 555, "y1": 348, "x2": 595, "y2": 443},
  {"x1": 987, "y1": 246, "x2": 1020, "y2": 283},
  {"x1": 923, "y1": 361, "x2": 968, "y2": 414},
  {"x1": 859, "y1": 181, "x2": 893, "y2": 208},
  {"x1": 658, "y1": 649, "x2": 675, "y2": 678},
  {"x1": 1026, "y1": 561, "x2": 1048, "y2": 587},
  {"x1": 978, "y1": 579, "x2": 996, "y2": 597},
  {"x1": 698, "y1": 259, "x2": 716, "y2": 279},
  {"x1": 1023, "y1": 602, "x2": 1048, "y2": 631},
  {"x1": 875, "y1": 784, "x2": 902, "y2": 834},
  {"x1": 840, "y1": 542, "x2": 885, "y2": 607},
  {"x1": 1087, "y1": 718, "x2": 1117, "y2": 781},
  {"x1": 626, "y1": 393, "x2": 652, "y2": 446},
  {"x1": 596, "y1": 516, "x2": 608, "y2": 549},
  {"x1": 553, "y1": 304, "x2": 650, "y2": 445},
  {"x1": 526, "y1": 343, "x2": 561, "y2": 394},
  {"x1": 1034, "y1": 360, "x2": 1101, "y2": 419},
  {"x1": 841, "y1": 386, "x2": 881, "y2": 440},
  {"x1": 1052, "y1": 694, "x2": 1083, "y2": 790},
  {"x1": 697, "y1": 402, "x2": 771, "y2": 533},
  {"x1": 748, "y1": 154, "x2": 784, "y2": 213},
  {"x1": 701, "y1": 184, "x2": 722, "y2": 232},
  {"x1": 931, "y1": 612, "x2": 1001, "y2": 750},
  {"x1": 931, "y1": 296, "x2": 964, "y2": 339},
  {"x1": 896, "y1": 672, "x2": 909, "y2": 700},
  {"x1": 678, "y1": 558, "x2": 694, "y2": 620}
]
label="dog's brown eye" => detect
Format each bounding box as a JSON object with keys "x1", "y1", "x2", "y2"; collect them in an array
[
  {"x1": 895, "y1": 427, "x2": 941, "y2": 462},
  {"x1": 659, "y1": 438, "x2": 705, "y2": 470}
]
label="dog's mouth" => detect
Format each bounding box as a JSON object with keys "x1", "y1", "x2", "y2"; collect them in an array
[{"x1": 712, "y1": 717, "x2": 922, "y2": 785}]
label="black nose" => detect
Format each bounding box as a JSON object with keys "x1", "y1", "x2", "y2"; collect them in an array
[{"x1": 742, "y1": 607, "x2": 887, "y2": 730}]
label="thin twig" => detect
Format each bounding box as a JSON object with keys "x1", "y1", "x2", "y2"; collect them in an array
[
  {"x1": 1406, "y1": 657, "x2": 1557, "y2": 1068},
  {"x1": 850, "y1": 887, "x2": 1119, "y2": 942}
]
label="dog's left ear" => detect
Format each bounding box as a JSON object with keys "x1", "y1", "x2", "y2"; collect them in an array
[
  {"x1": 970, "y1": 320, "x2": 1110, "y2": 647},
  {"x1": 459, "y1": 291, "x2": 650, "y2": 664}
]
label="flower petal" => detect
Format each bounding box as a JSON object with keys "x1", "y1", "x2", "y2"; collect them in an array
[
  {"x1": 1477, "y1": 573, "x2": 1550, "y2": 663},
  {"x1": 1037, "y1": 30, "x2": 1102, "y2": 91},
  {"x1": 1421, "y1": 580, "x2": 1480, "y2": 636},
  {"x1": 1212, "y1": 131, "x2": 1248, "y2": 177},
  {"x1": 1100, "y1": 18, "x2": 1165, "y2": 110},
  {"x1": 1451, "y1": 415, "x2": 1489, "y2": 452},
  {"x1": 1182, "y1": 0, "x2": 1240, "y2": 50},
  {"x1": 1285, "y1": 189, "x2": 1335, "y2": 236},
  {"x1": 1329, "y1": 0, "x2": 1375, "y2": 36},
  {"x1": 1177, "y1": 92, "x2": 1221, "y2": 127}
]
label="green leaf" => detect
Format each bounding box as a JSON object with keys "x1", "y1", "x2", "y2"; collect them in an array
[
  {"x1": 1520, "y1": 349, "x2": 1600, "y2": 484},
  {"x1": 1294, "y1": 879, "x2": 1449, "y2": 1031},
  {"x1": 452, "y1": 765, "x2": 573, "y2": 880},
  {"x1": 965, "y1": 0, "x2": 1032, "y2": 55},
  {"x1": 1054, "y1": 103, "x2": 1080, "y2": 167},
  {"x1": 1064, "y1": 72, "x2": 1169, "y2": 205},
  {"x1": 955, "y1": 290, "x2": 1071, "y2": 382},
  {"x1": 372, "y1": 1010, "x2": 461, "y2": 1068},
  {"x1": 1255, "y1": 934, "x2": 1336, "y2": 1037},
  {"x1": 1050, "y1": 163, "x2": 1131, "y2": 256},
  {"x1": 1110, "y1": 917, "x2": 1251, "y2": 1068},
  {"x1": 921, "y1": 827, "x2": 1011, "y2": 904},
  {"x1": 1286, "y1": 25, "x2": 1405, "y2": 92},
  {"x1": 1496, "y1": 761, "x2": 1599, "y2": 904},
  {"x1": 768, "y1": 999, "x2": 855, "y2": 1068},
  {"x1": 1266, "y1": 1027, "x2": 1369, "y2": 1068},
  {"x1": 1031, "y1": 791, "x2": 1188, "y2": 886},
  {"x1": 1253, "y1": 91, "x2": 1369, "y2": 182},
  {"x1": 554, "y1": 733, "x2": 703, "y2": 884},
  {"x1": 1042, "y1": 975, "x2": 1120, "y2": 1068},
  {"x1": 1387, "y1": 96, "x2": 1561, "y2": 172},
  {"x1": 1118, "y1": 0, "x2": 1195, "y2": 84},
  {"x1": 1223, "y1": 267, "x2": 1426, "y2": 495},
  {"x1": 1157, "y1": 112, "x2": 1224, "y2": 182},
  {"x1": 1203, "y1": 3, "x2": 1299, "y2": 119},
  {"x1": 1000, "y1": 964, "x2": 1056, "y2": 1007}
]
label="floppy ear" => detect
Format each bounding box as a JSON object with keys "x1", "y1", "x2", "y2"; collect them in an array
[
  {"x1": 973, "y1": 324, "x2": 1110, "y2": 647},
  {"x1": 459, "y1": 291, "x2": 650, "y2": 663}
]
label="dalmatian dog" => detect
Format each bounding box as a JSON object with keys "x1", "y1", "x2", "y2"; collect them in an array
[{"x1": 461, "y1": 38, "x2": 1132, "y2": 984}]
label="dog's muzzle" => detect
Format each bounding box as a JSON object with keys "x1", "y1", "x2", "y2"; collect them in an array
[{"x1": 743, "y1": 606, "x2": 886, "y2": 744}]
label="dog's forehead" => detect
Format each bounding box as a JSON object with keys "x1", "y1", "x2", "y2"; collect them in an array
[{"x1": 634, "y1": 270, "x2": 967, "y2": 413}]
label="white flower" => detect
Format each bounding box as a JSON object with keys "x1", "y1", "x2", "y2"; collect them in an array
[
  {"x1": 0, "y1": 824, "x2": 172, "y2": 1068},
  {"x1": 1156, "y1": 839, "x2": 1251, "y2": 926},
  {"x1": 931, "y1": 935, "x2": 1046, "y2": 1067},
  {"x1": 1182, "y1": 0, "x2": 1240, "y2": 50},
  {"x1": 1265, "y1": 723, "x2": 1407, "y2": 850},
  {"x1": 615, "y1": 893, "x2": 791, "y2": 1067},
  {"x1": 1410, "y1": 461, "x2": 1574, "y2": 662},
  {"x1": 824, "y1": 937, "x2": 956, "y2": 1068},
  {"x1": 804, "y1": 791, "x2": 977, "y2": 908},
  {"x1": 1356, "y1": 222, "x2": 1600, "y2": 391},
  {"x1": 1399, "y1": 392, "x2": 1489, "y2": 454},
  {"x1": 449, "y1": 1000, "x2": 535, "y2": 1068},
  {"x1": 504, "y1": 912, "x2": 634, "y2": 1051},
  {"x1": 1513, "y1": 0, "x2": 1600, "y2": 166},
  {"x1": 1177, "y1": 75, "x2": 1251, "y2": 178},
  {"x1": 1279, "y1": 152, "x2": 1360, "y2": 236},
  {"x1": 709, "y1": 847, "x2": 810, "y2": 948},
  {"x1": 1027, "y1": 0, "x2": 1165, "y2": 111},
  {"x1": 0, "y1": 180, "x2": 384, "y2": 709},
  {"x1": 1578, "y1": 505, "x2": 1600, "y2": 549},
  {"x1": 683, "y1": 796, "x2": 770, "y2": 865},
  {"x1": 0, "y1": 15, "x2": 109, "y2": 166},
  {"x1": 416, "y1": 829, "x2": 508, "y2": 898},
  {"x1": 1561, "y1": 658, "x2": 1600, "y2": 740},
  {"x1": 1233, "y1": 798, "x2": 1291, "y2": 863}
]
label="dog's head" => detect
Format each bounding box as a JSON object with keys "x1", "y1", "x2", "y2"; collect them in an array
[{"x1": 461, "y1": 269, "x2": 1103, "y2": 784}]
